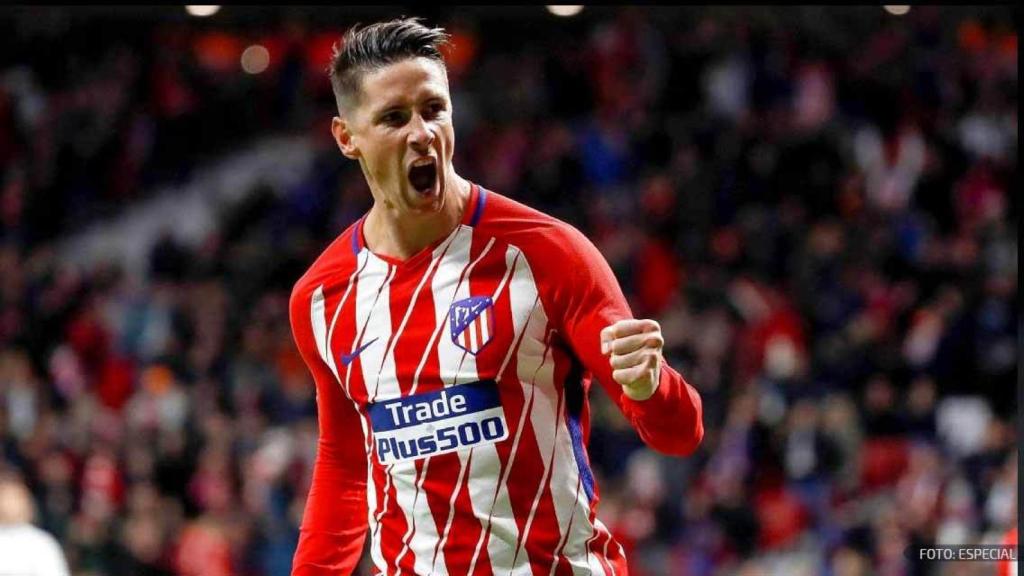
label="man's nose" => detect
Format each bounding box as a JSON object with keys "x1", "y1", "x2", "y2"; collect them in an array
[{"x1": 408, "y1": 114, "x2": 435, "y2": 152}]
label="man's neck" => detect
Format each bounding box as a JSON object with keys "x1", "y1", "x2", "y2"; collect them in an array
[{"x1": 362, "y1": 176, "x2": 471, "y2": 261}]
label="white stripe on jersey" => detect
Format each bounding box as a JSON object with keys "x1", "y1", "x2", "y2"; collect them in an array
[
  {"x1": 462, "y1": 246, "x2": 525, "y2": 576},
  {"x1": 310, "y1": 286, "x2": 330, "y2": 374},
  {"x1": 562, "y1": 488, "x2": 605, "y2": 575},
  {"x1": 325, "y1": 255, "x2": 370, "y2": 383},
  {"x1": 549, "y1": 390, "x2": 604, "y2": 575},
  {"x1": 394, "y1": 225, "x2": 478, "y2": 576},
  {"x1": 436, "y1": 231, "x2": 493, "y2": 387},
  {"x1": 352, "y1": 254, "x2": 399, "y2": 573},
  {"x1": 552, "y1": 467, "x2": 607, "y2": 576},
  {"x1": 357, "y1": 259, "x2": 396, "y2": 401},
  {"x1": 480, "y1": 308, "x2": 490, "y2": 343}
]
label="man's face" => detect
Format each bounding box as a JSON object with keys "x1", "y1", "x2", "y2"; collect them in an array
[{"x1": 333, "y1": 57, "x2": 455, "y2": 215}]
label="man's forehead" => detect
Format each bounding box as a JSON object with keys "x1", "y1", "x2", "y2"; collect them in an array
[{"x1": 360, "y1": 58, "x2": 450, "y2": 110}]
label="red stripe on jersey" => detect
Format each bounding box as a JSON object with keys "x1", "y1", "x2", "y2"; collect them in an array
[
  {"x1": 474, "y1": 314, "x2": 483, "y2": 350},
  {"x1": 543, "y1": 346, "x2": 597, "y2": 576},
  {"x1": 528, "y1": 479, "x2": 570, "y2": 573},
  {"x1": 438, "y1": 451, "x2": 485, "y2": 576},
  {"x1": 376, "y1": 466, "x2": 412, "y2": 575},
  {"x1": 470, "y1": 545, "x2": 494, "y2": 576},
  {"x1": 388, "y1": 461, "x2": 430, "y2": 574},
  {"x1": 332, "y1": 263, "x2": 367, "y2": 410},
  {"x1": 522, "y1": 475, "x2": 562, "y2": 576},
  {"x1": 503, "y1": 340, "x2": 565, "y2": 576},
  {"x1": 389, "y1": 249, "x2": 447, "y2": 394},
  {"x1": 554, "y1": 553, "x2": 574, "y2": 576}
]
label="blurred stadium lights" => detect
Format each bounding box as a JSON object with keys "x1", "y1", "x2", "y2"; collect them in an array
[
  {"x1": 185, "y1": 5, "x2": 221, "y2": 17},
  {"x1": 545, "y1": 6, "x2": 584, "y2": 17},
  {"x1": 883, "y1": 5, "x2": 911, "y2": 16},
  {"x1": 241, "y1": 44, "x2": 270, "y2": 74}
]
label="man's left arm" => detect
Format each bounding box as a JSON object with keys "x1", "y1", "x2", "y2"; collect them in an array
[{"x1": 553, "y1": 226, "x2": 704, "y2": 456}]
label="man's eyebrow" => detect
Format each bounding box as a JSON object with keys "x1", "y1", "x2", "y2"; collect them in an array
[
  {"x1": 421, "y1": 86, "x2": 448, "y2": 101},
  {"x1": 369, "y1": 96, "x2": 409, "y2": 116},
  {"x1": 372, "y1": 103, "x2": 402, "y2": 116}
]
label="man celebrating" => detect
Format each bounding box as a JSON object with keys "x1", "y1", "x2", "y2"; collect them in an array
[{"x1": 289, "y1": 17, "x2": 703, "y2": 575}]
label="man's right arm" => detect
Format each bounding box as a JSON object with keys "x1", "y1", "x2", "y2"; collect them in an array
[{"x1": 290, "y1": 282, "x2": 369, "y2": 576}]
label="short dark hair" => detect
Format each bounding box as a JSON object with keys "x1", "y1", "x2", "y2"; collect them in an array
[{"x1": 329, "y1": 17, "x2": 450, "y2": 113}]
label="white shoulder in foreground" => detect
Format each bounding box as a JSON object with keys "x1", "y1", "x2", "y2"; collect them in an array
[{"x1": 0, "y1": 524, "x2": 71, "y2": 576}]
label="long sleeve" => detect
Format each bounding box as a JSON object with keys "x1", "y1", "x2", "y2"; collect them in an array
[
  {"x1": 543, "y1": 224, "x2": 704, "y2": 456},
  {"x1": 290, "y1": 283, "x2": 369, "y2": 576}
]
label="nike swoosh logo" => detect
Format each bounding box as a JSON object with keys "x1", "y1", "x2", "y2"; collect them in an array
[{"x1": 340, "y1": 337, "x2": 379, "y2": 366}]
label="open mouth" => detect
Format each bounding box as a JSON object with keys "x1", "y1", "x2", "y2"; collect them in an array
[{"x1": 408, "y1": 158, "x2": 438, "y2": 194}]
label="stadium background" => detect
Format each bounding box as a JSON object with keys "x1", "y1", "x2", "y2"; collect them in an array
[{"x1": 0, "y1": 5, "x2": 1017, "y2": 576}]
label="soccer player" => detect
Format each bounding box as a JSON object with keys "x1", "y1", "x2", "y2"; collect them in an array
[{"x1": 289, "y1": 17, "x2": 704, "y2": 576}]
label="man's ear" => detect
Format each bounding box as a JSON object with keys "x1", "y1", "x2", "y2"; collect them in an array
[{"x1": 331, "y1": 116, "x2": 360, "y2": 160}]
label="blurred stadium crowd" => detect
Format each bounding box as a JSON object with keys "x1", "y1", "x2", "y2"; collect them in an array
[{"x1": 0, "y1": 6, "x2": 1017, "y2": 576}]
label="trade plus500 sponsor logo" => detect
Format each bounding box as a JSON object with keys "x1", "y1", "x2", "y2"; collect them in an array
[{"x1": 368, "y1": 380, "x2": 509, "y2": 464}]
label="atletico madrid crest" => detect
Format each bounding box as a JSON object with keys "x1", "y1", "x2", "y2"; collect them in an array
[{"x1": 449, "y1": 296, "x2": 495, "y2": 355}]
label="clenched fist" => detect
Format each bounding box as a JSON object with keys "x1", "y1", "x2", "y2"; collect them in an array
[{"x1": 600, "y1": 319, "x2": 664, "y2": 401}]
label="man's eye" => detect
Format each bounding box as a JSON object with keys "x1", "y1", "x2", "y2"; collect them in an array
[
  {"x1": 381, "y1": 112, "x2": 405, "y2": 125},
  {"x1": 424, "y1": 103, "x2": 445, "y2": 119}
]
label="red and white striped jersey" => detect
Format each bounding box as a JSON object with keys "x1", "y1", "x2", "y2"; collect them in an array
[{"x1": 289, "y1": 184, "x2": 703, "y2": 576}]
